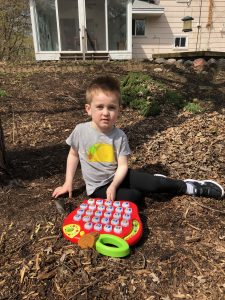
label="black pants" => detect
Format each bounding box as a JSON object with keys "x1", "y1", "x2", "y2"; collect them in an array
[{"x1": 90, "y1": 169, "x2": 187, "y2": 202}]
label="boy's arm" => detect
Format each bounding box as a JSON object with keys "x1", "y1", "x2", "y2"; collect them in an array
[
  {"x1": 106, "y1": 155, "x2": 128, "y2": 201},
  {"x1": 52, "y1": 147, "x2": 79, "y2": 198}
]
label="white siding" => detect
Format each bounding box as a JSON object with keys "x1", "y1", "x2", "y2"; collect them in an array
[{"x1": 132, "y1": 0, "x2": 225, "y2": 59}]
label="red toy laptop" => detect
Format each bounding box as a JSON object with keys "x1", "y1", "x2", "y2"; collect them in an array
[{"x1": 63, "y1": 198, "x2": 143, "y2": 246}]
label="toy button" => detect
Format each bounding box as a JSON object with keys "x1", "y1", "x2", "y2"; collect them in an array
[
  {"x1": 101, "y1": 217, "x2": 109, "y2": 224},
  {"x1": 94, "y1": 223, "x2": 103, "y2": 231},
  {"x1": 125, "y1": 208, "x2": 132, "y2": 214},
  {"x1": 106, "y1": 206, "x2": 114, "y2": 212},
  {"x1": 121, "y1": 220, "x2": 129, "y2": 227},
  {"x1": 80, "y1": 203, "x2": 88, "y2": 209},
  {"x1": 114, "y1": 226, "x2": 122, "y2": 234},
  {"x1": 104, "y1": 212, "x2": 112, "y2": 218},
  {"x1": 89, "y1": 204, "x2": 96, "y2": 210},
  {"x1": 95, "y1": 211, "x2": 102, "y2": 217},
  {"x1": 123, "y1": 214, "x2": 131, "y2": 220},
  {"x1": 88, "y1": 198, "x2": 95, "y2": 205},
  {"x1": 122, "y1": 201, "x2": 130, "y2": 208},
  {"x1": 105, "y1": 200, "x2": 113, "y2": 206},
  {"x1": 96, "y1": 199, "x2": 104, "y2": 205},
  {"x1": 116, "y1": 207, "x2": 123, "y2": 213},
  {"x1": 113, "y1": 212, "x2": 121, "y2": 219},
  {"x1": 111, "y1": 218, "x2": 119, "y2": 225},
  {"x1": 84, "y1": 222, "x2": 93, "y2": 230},
  {"x1": 86, "y1": 210, "x2": 93, "y2": 216},
  {"x1": 82, "y1": 216, "x2": 90, "y2": 222},
  {"x1": 113, "y1": 201, "x2": 121, "y2": 207},
  {"x1": 104, "y1": 225, "x2": 112, "y2": 232},
  {"x1": 77, "y1": 209, "x2": 85, "y2": 215},
  {"x1": 73, "y1": 214, "x2": 82, "y2": 221},
  {"x1": 97, "y1": 205, "x2": 105, "y2": 211},
  {"x1": 92, "y1": 216, "x2": 100, "y2": 223}
]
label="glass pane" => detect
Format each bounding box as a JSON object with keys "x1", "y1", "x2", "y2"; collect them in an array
[
  {"x1": 108, "y1": 0, "x2": 127, "y2": 51},
  {"x1": 180, "y1": 37, "x2": 186, "y2": 47},
  {"x1": 35, "y1": 0, "x2": 59, "y2": 51},
  {"x1": 136, "y1": 20, "x2": 145, "y2": 36},
  {"x1": 175, "y1": 38, "x2": 180, "y2": 47},
  {"x1": 132, "y1": 19, "x2": 135, "y2": 36},
  {"x1": 86, "y1": 0, "x2": 106, "y2": 51},
  {"x1": 58, "y1": 0, "x2": 80, "y2": 51}
]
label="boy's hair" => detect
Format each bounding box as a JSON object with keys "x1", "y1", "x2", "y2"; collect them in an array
[{"x1": 86, "y1": 75, "x2": 121, "y2": 104}]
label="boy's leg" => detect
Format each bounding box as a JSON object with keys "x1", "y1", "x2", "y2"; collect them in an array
[
  {"x1": 125, "y1": 169, "x2": 187, "y2": 195},
  {"x1": 90, "y1": 183, "x2": 142, "y2": 202},
  {"x1": 124, "y1": 169, "x2": 224, "y2": 199}
]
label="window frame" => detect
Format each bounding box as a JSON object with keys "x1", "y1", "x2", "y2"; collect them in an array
[
  {"x1": 173, "y1": 35, "x2": 188, "y2": 49},
  {"x1": 132, "y1": 19, "x2": 146, "y2": 37}
]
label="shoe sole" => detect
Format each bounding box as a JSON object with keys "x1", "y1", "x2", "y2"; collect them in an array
[{"x1": 184, "y1": 179, "x2": 224, "y2": 198}]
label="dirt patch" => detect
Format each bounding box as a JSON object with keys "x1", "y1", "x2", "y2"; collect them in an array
[{"x1": 0, "y1": 61, "x2": 225, "y2": 300}]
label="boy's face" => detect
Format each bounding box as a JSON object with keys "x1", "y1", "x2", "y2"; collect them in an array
[{"x1": 85, "y1": 91, "x2": 120, "y2": 133}]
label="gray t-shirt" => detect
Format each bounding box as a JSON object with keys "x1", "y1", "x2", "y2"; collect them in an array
[{"x1": 66, "y1": 122, "x2": 131, "y2": 195}]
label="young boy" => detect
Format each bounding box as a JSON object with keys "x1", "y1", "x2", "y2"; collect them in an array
[{"x1": 52, "y1": 76, "x2": 224, "y2": 202}]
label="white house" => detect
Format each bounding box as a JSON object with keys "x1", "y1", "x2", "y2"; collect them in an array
[{"x1": 29, "y1": 0, "x2": 225, "y2": 61}]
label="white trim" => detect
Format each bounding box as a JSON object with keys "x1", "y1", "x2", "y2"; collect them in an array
[
  {"x1": 173, "y1": 35, "x2": 188, "y2": 49},
  {"x1": 29, "y1": 0, "x2": 38, "y2": 53},
  {"x1": 127, "y1": 0, "x2": 132, "y2": 53},
  {"x1": 35, "y1": 52, "x2": 60, "y2": 60},
  {"x1": 109, "y1": 52, "x2": 132, "y2": 60},
  {"x1": 132, "y1": 10, "x2": 164, "y2": 16},
  {"x1": 55, "y1": 0, "x2": 61, "y2": 51},
  {"x1": 105, "y1": 0, "x2": 108, "y2": 51}
]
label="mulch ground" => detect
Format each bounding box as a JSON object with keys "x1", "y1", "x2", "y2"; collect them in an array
[{"x1": 0, "y1": 61, "x2": 225, "y2": 300}]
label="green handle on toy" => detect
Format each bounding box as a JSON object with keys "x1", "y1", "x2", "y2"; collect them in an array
[{"x1": 95, "y1": 234, "x2": 130, "y2": 257}]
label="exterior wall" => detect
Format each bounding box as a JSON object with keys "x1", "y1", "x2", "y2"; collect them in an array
[{"x1": 132, "y1": 0, "x2": 225, "y2": 59}]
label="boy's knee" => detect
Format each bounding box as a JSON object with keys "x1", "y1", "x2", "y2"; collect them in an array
[{"x1": 117, "y1": 188, "x2": 142, "y2": 202}]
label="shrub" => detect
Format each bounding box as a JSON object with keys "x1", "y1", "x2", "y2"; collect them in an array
[
  {"x1": 184, "y1": 102, "x2": 204, "y2": 114},
  {"x1": 164, "y1": 90, "x2": 185, "y2": 109},
  {"x1": 0, "y1": 89, "x2": 7, "y2": 97},
  {"x1": 121, "y1": 72, "x2": 163, "y2": 116},
  {"x1": 121, "y1": 72, "x2": 185, "y2": 117}
]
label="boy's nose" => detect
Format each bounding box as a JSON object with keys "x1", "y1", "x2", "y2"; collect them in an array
[{"x1": 103, "y1": 108, "x2": 109, "y2": 115}]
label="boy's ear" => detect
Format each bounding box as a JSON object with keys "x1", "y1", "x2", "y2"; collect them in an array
[{"x1": 85, "y1": 104, "x2": 91, "y2": 116}]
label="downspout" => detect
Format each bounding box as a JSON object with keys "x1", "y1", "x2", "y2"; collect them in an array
[{"x1": 196, "y1": 0, "x2": 203, "y2": 51}]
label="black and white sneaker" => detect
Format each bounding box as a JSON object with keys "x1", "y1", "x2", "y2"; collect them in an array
[{"x1": 184, "y1": 179, "x2": 224, "y2": 199}]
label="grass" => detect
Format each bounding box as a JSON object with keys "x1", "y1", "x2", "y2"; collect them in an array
[{"x1": 0, "y1": 89, "x2": 7, "y2": 97}]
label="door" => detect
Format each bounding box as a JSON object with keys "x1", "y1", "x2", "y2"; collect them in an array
[
  {"x1": 58, "y1": 0, "x2": 80, "y2": 51},
  {"x1": 85, "y1": 0, "x2": 106, "y2": 51}
]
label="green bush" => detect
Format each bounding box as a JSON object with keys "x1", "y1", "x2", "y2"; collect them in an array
[
  {"x1": 121, "y1": 72, "x2": 185, "y2": 117},
  {"x1": 121, "y1": 72, "x2": 163, "y2": 116},
  {"x1": 0, "y1": 89, "x2": 7, "y2": 97},
  {"x1": 184, "y1": 102, "x2": 204, "y2": 114},
  {"x1": 164, "y1": 90, "x2": 185, "y2": 109}
]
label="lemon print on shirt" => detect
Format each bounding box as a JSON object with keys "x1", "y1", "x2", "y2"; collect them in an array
[{"x1": 87, "y1": 143, "x2": 116, "y2": 163}]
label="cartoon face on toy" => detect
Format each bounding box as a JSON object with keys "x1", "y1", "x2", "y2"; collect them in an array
[{"x1": 63, "y1": 224, "x2": 80, "y2": 238}]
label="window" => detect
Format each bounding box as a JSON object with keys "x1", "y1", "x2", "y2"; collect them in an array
[
  {"x1": 174, "y1": 36, "x2": 187, "y2": 48},
  {"x1": 132, "y1": 19, "x2": 145, "y2": 36}
]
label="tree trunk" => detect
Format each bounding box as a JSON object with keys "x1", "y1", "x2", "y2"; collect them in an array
[{"x1": 0, "y1": 118, "x2": 8, "y2": 173}]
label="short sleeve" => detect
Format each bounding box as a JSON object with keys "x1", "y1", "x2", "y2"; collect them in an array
[
  {"x1": 66, "y1": 125, "x2": 80, "y2": 150},
  {"x1": 118, "y1": 132, "x2": 131, "y2": 157}
]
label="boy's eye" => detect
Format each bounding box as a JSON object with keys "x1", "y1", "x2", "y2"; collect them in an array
[
  {"x1": 96, "y1": 105, "x2": 104, "y2": 109},
  {"x1": 108, "y1": 106, "x2": 116, "y2": 110}
]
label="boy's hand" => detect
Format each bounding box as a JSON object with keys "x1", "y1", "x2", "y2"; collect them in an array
[
  {"x1": 52, "y1": 183, "x2": 73, "y2": 198},
  {"x1": 106, "y1": 183, "x2": 117, "y2": 201}
]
